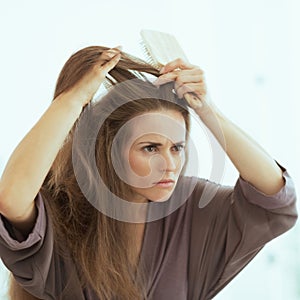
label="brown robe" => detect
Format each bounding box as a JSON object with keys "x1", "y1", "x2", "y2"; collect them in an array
[{"x1": 0, "y1": 166, "x2": 297, "y2": 299}]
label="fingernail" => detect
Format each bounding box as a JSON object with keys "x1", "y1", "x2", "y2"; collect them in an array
[
  {"x1": 159, "y1": 67, "x2": 165, "y2": 74},
  {"x1": 114, "y1": 45, "x2": 123, "y2": 50}
]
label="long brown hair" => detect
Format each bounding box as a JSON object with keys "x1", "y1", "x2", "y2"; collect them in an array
[{"x1": 9, "y1": 46, "x2": 190, "y2": 300}]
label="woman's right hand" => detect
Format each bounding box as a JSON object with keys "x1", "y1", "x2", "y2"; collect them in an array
[
  {"x1": 62, "y1": 47, "x2": 122, "y2": 107},
  {"x1": 0, "y1": 46, "x2": 122, "y2": 233}
]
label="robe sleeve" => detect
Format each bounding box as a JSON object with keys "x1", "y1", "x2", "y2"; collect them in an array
[
  {"x1": 0, "y1": 193, "x2": 84, "y2": 300},
  {"x1": 0, "y1": 194, "x2": 53, "y2": 298},
  {"x1": 187, "y1": 164, "x2": 298, "y2": 300}
]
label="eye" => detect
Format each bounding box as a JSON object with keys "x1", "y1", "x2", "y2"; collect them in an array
[
  {"x1": 172, "y1": 144, "x2": 185, "y2": 152},
  {"x1": 143, "y1": 145, "x2": 158, "y2": 153}
]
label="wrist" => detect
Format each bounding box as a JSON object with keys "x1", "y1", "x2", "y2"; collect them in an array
[
  {"x1": 195, "y1": 102, "x2": 223, "y2": 126},
  {"x1": 53, "y1": 91, "x2": 83, "y2": 118},
  {"x1": 194, "y1": 104, "x2": 227, "y2": 150}
]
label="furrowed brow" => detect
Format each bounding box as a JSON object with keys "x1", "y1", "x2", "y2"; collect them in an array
[{"x1": 137, "y1": 142, "x2": 163, "y2": 146}]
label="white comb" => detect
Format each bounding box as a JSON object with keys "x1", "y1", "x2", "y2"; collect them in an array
[
  {"x1": 140, "y1": 29, "x2": 189, "y2": 70},
  {"x1": 140, "y1": 29, "x2": 202, "y2": 108}
]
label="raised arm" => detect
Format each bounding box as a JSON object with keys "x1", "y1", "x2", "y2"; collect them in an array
[
  {"x1": 154, "y1": 59, "x2": 284, "y2": 195},
  {"x1": 0, "y1": 48, "x2": 121, "y2": 234},
  {"x1": 198, "y1": 108, "x2": 285, "y2": 194}
]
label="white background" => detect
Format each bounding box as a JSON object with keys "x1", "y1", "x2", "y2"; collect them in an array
[{"x1": 0, "y1": 0, "x2": 299, "y2": 299}]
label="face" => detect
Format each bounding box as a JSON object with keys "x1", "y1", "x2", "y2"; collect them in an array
[{"x1": 123, "y1": 110, "x2": 187, "y2": 203}]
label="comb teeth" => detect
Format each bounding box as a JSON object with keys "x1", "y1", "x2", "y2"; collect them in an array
[
  {"x1": 140, "y1": 29, "x2": 189, "y2": 68},
  {"x1": 139, "y1": 39, "x2": 162, "y2": 70}
]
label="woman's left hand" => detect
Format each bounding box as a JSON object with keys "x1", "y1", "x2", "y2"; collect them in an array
[{"x1": 153, "y1": 59, "x2": 209, "y2": 113}]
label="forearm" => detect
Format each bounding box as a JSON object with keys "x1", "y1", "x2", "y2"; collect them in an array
[
  {"x1": 154, "y1": 59, "x2": 285, "y2": 195},
  {"x1": 0, "y1": 47, "x2": 121, "y2": 231},
  {"x1": 197, "y1": 107, "x2": 285, "y2": 195},
  {"x1": 0, "y1": 92, "x2": 82, "y2": 222}
]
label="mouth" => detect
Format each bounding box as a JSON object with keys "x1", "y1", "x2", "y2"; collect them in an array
[{"x1": 154, "y1": 179, "x2": 175, "y2": 188}]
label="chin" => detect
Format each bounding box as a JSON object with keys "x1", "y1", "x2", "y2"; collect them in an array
[
  {"x1": 147, "y1": 192, "x2": 173, "y2": 202},
  {"x1": 132, "y1": 186, "x2": 175, "y2": 203},
  {"x1": 150, "y1": 198, "x2": 171, "y2": 203}
]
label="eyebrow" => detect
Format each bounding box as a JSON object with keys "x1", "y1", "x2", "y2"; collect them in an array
[{"x1": 137, "y1": 141, "x2": 186, "y2": 146}]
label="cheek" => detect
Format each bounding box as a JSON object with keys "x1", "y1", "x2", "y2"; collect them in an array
[{"x1": 128, "y1": 152, "x2": 151, "y2": 177}]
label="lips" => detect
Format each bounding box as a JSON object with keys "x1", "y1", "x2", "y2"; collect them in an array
[
  {"x1": 154, "y1": 179, "x2": 175, "y2": 188},
  {"x1": 155, "y1": 179, "x2": 175, "y2": 184}
]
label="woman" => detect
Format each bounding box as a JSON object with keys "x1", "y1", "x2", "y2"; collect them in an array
[{"x1": 0, "y1": 46, "x2": 297, "y2": 300}]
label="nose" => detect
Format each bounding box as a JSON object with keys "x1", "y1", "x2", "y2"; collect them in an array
[{"x1": 161, "y1": 151, "x2": 177, "y2": 172}]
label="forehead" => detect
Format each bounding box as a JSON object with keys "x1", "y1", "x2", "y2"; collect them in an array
[{"x1": 129, "y1": 111, "x2": 186, "y2": 143}]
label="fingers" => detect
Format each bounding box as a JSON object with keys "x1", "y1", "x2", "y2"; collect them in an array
[
  {"x1": 99, "y1": 46, "x2": 122, "y2": 67},
  {"x1": 175, "y1": 82, "x2": 207, "y2": 99},
  {"x1": 100, "y1": 46, "x2": 122, "y2": 61},
  {"x1": 153, "y1": 67, "x2": 205, "y2": 97},
  {"x1": 98, "y1": 46, "x2": 122, "y2": 74},
  {"x1": 160, "y1": 58, "x2": 196, "y2": 74},
  {"x1": 153, "y1": 69, "x2": 203, "y2": 86},
  {"x1": 101, "y1": 52, "x2": 121, "y2": 73},
  {"x1": 78, "y1": 47, "x2": 121, "y2": 104},
  {"x1": 152, "y1": 61, "x2": 207, "y2": 106}
]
